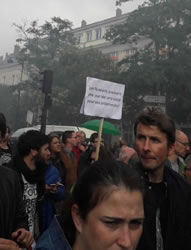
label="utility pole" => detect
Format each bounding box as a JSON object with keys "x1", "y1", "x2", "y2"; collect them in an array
[{"x1": 40, "y1": 70, "x2": 53, "y2": 134}]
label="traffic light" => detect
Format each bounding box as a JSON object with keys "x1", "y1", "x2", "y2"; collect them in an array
[
  {"x1": 40, "y1": 70, "x2": 53, "y2": 94},
  {"x1": 47, "y1": 94, "x2": 52, "y2": 108}
]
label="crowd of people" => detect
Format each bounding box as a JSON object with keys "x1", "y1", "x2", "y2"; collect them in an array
[{"x1": 0, "y1": 108, "x2": 191, "y2": 250}]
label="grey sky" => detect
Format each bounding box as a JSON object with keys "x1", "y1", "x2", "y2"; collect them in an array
[{"x1": 0, "y1": 0, "x2": 143, "y2": 57}]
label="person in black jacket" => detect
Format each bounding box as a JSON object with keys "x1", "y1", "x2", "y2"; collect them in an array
[
  {"x1": 78, "y1": 132, "x2": 105, "y2": 177},
  {"x1": 134, "y1": 108, "x2": 191, "y2": 250},
  {"x1": 8, "y1": 130, "x2": 51, "y2": 243},
  {"x1": 0, "y1": 163, "x2": 33, "y2": 248},
  {"x1": 0, "y1": 116, "x2": 12, "y2": 167},
  {"x1": 0, "y1": 113, "x2": 33, "y2": 249}
]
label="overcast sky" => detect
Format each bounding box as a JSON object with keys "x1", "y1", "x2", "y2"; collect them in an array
[{"x1": 0, "y1": 0, "x2": 143, "y2": 57}]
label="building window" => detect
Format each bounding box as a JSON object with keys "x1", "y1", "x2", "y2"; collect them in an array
[
  {"x1": 95, "y1": 29, "x2": 102, "y2": 40},
  {"x1": 76, "y1": 34, "x2": 82, "y2": 44},
  {"x1": 126, "y1": 48, "x2": 137, "y2": 57},
  {"x1": 86, "y1": 31, "x2": 92, "y2": 42}
]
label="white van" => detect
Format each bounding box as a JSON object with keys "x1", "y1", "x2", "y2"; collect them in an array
[{"x1": 11, "y1": 125, "x2": 95, "y2": 139}]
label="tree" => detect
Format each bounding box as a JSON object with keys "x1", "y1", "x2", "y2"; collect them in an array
[
  {"x1": 14, "y1": 17, "x2": 75, "y2": 68},
  {"x1": 106, "y1": 0, "x2": 191, "y2": 130},
  {"x1": 0, "y1": 85, "x2": 17, "y2": 129},
  {"x1": 47, "y1": 46, "x2": 116, "y2": 125},
  {"x1": 13, "y1": 17, "x2": 116, "y2": 128}
]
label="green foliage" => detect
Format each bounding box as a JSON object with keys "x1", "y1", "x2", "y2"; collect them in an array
[
  {"x1": 14, "y1": 17, "x2": 75, "y2": 69},
  {"x1": 48, "y1": 46, "x2": 115, "y2": 125},
  {"x1": 0, "y1": 85, "x2": 17, "y2": 129},
  {"x1": 12, "y1": 17, "x2": 116, "y2": 128},
  {"x1": 107, "y1": 0, "x2": 191, "y2": 129}
]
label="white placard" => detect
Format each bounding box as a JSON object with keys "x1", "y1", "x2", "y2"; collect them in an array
[
  {"x1": 26, "y1": 110, "x2": 33, "y2": 125},
  {"x1": 80, "y1": 77, "x2": 125, "y2": 120}
]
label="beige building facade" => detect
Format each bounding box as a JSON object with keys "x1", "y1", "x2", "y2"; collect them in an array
[
  {"x1": 73, "y1": 8, "x2": 150, "y2": 62},
  {"x1": 0, "y1": 45, "x2": 28, "y2": 86},
  {"x1": 0, "y1": 9, "x2": 150, "y2": 86},
  {"x1": 0, "y1": 62, "x2": 28, "y2": 86}
]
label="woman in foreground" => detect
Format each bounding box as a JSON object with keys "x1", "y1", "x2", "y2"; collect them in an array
[{"x1": 61, "y1": 159, "x2": 144, "y2": 250}]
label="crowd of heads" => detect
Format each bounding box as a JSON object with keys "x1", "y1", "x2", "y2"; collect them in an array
[{"x1": 0, "y1": 107, "x2": 191, "y2": 250}]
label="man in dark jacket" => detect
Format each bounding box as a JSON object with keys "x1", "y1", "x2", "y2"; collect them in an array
[
  {"x1": 0, "y1": 117, "x2": 12, "y2": 167},
  {"x1": 8, "y1": 130, "x2": 51, "y2": 242},
  {"x1": 78, "y1": 132, "x2": 104, "y2": 177},
  {"x1": 0, "y1": 163, "x2": 33, "y2": 248},
  {"x1": 0, "y1": 114, "x2": 33, "y2": 249},
  {"x1": 134, "y1": 108, "x2": 191, "y2": 250}
]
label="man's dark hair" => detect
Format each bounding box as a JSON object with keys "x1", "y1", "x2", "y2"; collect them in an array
[
  {"x1": 90, "y1": 132, "x2": 98, "y2": 143},
  {"x1": 17, "y1": 130, "x2": 49, "y2": 157},
  {"x1": 0, "y1": 113, "x2": 7, "y2": 139},
  {"x1": 62, "y1": 131, "x2": 75, "y2": 144},
  {"x1": 134, "y1": 108, "x2": 175, "y2": 146}
]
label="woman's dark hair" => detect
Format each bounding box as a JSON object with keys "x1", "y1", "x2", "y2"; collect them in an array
[
  {"x1": 134, "y1": 108, "x2": 175, "y2": 147},
  {"x1": 89, "y1": 132, "x2": 98, "y2": 143},
  {"x1": 60, "y1": 159, "x2": 144, "y2": 246},
  {"x1": 48, "y1": 132, "x2": 61, "y2": 159},
  {"x1": 48, "y1": 132, "x2": 60, "y2": 143},
  {"x1": 73, "y1": 160, "x2": 144, "y2": 219}
]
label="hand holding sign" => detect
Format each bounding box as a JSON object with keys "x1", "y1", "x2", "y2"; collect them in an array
[{"x1": 80, "y1": 77, "x2": 125, "y2": 161}]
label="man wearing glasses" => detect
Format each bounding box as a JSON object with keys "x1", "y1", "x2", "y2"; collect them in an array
[{"x1": 168, "y1": 129, "x2": 190, "y2": 174}]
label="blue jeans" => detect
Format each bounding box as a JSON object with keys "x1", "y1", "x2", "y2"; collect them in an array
[{"x1": 35, "y1": 216, "x2": 71, "y2": 250}]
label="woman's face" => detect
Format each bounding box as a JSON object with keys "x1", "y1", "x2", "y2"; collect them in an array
[
  {"x1": 50, "y1": 137, "x2": 61, "y2": 154},
  {"x1": 73, "y1": 188, "x2": 144, "y2": 250}
]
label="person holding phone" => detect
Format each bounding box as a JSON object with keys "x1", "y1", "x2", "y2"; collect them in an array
[{"x1": 40, "y1": 162, "x2": 65, "y2": 233}]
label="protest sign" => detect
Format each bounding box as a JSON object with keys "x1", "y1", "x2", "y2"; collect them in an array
[{"x1": 80, "y1": 77, "x2": 125, "y2": 120}]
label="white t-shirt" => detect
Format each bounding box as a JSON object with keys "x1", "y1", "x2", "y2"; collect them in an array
[{"x1": 22, "y1": 174, "x2": 38, "y2": 235}]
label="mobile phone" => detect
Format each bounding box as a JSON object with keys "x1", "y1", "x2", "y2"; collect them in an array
[
  {"x1": 49, "y1": 183, "x2": 64, "y2": 187},
  {"x1": 49, "y1": 184, "x2": 56, "y2": 187}
]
